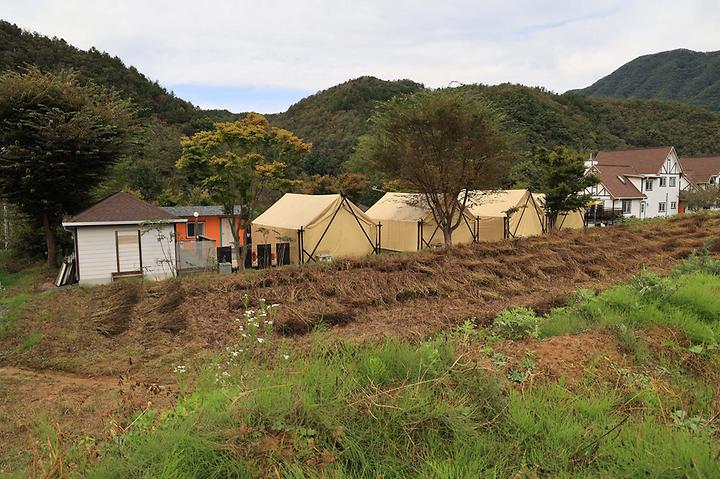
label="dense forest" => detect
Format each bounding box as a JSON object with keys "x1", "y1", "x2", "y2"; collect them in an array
[
  {"x1": 3, "y1": 20, "x2": 720, "y2": 201},
  {"x1": 577, "y1": 49, "x2": 720, "y2": 112},
  {"x1": 269, "y1": 77, "x2": 424, "y2": 174}
]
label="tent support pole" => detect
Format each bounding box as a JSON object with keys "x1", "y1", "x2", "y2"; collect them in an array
[
  {"x1": 425, "y1": 224, "x2": 441, "y2": 246},
  {"x1": 307, "y1": 199, "x2": 345, "y2": 260},
  {"x1": 528, "y1": 192, "x2": 546, "y2": 233},
  {"x1": 510, "y1": 195, "x2": 530, "y2": 238},
  {"x1": 461, "y1": 213, "x2": 476, "y2": 242},
  {"x1": 417, "y1": 221, "x2": 423, "y2": 251},
  {"x1": 343, "y1": 196, "x2": 376, "y2": 250},
  {"x1": 297, "y1": 228, "x2": 303, "y2": 264},
  {"x1": 376, "y1": 222, "x2": 382, "y2": 254}
]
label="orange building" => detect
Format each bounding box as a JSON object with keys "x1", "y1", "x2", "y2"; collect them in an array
[{"x1": 162, "y1": 206, "x2": 245, "y2": 263}]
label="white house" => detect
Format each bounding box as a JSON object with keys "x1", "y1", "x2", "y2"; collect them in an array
[
  {"x1": 62, "y1": 192, "x2": 187, "y2": 285},
  {"x1": 585, "y1": 147, "x2": 683, "y2": 222}
]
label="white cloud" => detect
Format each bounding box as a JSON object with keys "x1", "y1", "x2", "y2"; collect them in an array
[{"x1": 2, "y1": 0, "x2": 720, "y2": 111}]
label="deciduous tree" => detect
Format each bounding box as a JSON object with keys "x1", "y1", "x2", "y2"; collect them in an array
[
  {"x1": 680, "y1": 185, "x2": 720, "y2": 211},
  {"x1": 176, "y1": 114, "x2": 310, "y2": 270},
  {"x1": 356, "y1": 89, "x2": 506, "y2": 246},
  {"x1": 0, "y1": 68, "x2": 134, "y2": 266}
]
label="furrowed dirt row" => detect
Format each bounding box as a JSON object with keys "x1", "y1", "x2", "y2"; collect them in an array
[{"x1": 3, "y1": 213, "x2": 720, "y2": 381}]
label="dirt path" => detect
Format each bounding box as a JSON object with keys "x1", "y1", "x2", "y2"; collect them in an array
[
  {"x1": 0, "y1": 366, "x2": 175, "y2": 473},
  {"x1": 0, "y1": 365, "x2": 119, "y2": 387}
]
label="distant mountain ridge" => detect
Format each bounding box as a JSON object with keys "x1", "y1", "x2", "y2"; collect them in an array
[{"x1": 576, "y1": 49, "x2": 720, "y2": 112}]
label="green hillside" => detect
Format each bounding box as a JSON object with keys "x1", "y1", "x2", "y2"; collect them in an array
[
  {"x1": 0, "y1": 20, "x2": 243, "y2": 131},
  {"x1": 270, "y1": 76, "x2": 424, "y2": 174},
  {"x1": 577, "y1": 49, "x2": 720, "y2": 112}
]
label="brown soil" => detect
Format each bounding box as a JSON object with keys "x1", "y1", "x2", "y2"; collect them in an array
[
  {"x1": 488, "y1": 330, "x2": 629, "y2": 385},
  {"x1": 0, "y1": 366, "x2": 175, "y2": 474}
]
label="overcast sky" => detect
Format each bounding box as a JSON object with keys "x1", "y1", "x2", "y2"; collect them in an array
[{"x1": 3, "y1": 0, "x2": 720, "y2": 113}]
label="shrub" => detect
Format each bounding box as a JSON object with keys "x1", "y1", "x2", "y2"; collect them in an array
[{"x1": 491, "y1": 307, "x2": 540, "y2": 340}]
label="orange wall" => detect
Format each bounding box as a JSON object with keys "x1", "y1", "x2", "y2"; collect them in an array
[{"x1": 174, "y1": 216, "x2": 245, "y2": 248}]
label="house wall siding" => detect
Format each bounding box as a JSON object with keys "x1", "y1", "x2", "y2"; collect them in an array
[
  {"x1": 641, "y1": 150, "x2": 682, "y2": 218},
  {"x1": 76, "y1": 224, "x2": 176, "y2": 285}
]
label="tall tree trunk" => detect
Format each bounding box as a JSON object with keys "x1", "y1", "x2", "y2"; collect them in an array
[
  {"x1": 548, "y1": 213, "x2": 558, "y2": 231},
  {"x1": 42, "y1": 212, "x2": 57, "y2": 268},
  {"x1": 442, "y1": 225, "x2": 453, "y2": 247}
]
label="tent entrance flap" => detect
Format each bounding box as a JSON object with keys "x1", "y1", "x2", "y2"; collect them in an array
[{"x1": 299, "y1": 196, "x2": 377, "y2": 264}]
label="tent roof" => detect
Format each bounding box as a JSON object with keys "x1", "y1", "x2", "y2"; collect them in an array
[
  {"x1": 464, "y1": 189, "x2": 531, "y2": 217},
  {"x1": 365, "y1": 193, "x2": 435, "y2": 222},
  {"x1": 252, "y1": 193, "x2": 343, "y2": 230}
]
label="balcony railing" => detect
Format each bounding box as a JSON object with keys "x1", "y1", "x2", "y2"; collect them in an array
[{"x1": 584, "y1": 207, "x2": 625, "y2": 226}]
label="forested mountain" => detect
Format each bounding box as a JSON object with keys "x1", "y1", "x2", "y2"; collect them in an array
[
  {"x1": 576, "y1": 49, "x2": 720, "y2": 112},
  {"x1": 270, "y1": 76, "x2": 424, "y2": 174},
  {"x1": 467, "y1": 83, "x2": 720, "y2": 186},
  {"x1": 3, "y1": 18, "x2": 720, "y2": 197}
]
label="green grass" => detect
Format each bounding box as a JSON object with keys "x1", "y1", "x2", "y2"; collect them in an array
[
  {"x1": 17, "y1": 330, "x2": 42, "y2": 351},
  {"x1": 539, "y1": 266, "x2": 720, "y2": 345},
  {"x1": 43, "y1": 329, "x2": 717, "y2": 478},
  {"x1": 0, "y1": 293, "x2": 31, "y2": 338}
]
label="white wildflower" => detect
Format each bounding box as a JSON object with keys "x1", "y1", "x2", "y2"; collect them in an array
[
  {"x1": 282, "y1": 354, "x2": 290, "y2": 360},
  {"x1": 257, "y1": 337, "x2": 265, "y2": 343}
]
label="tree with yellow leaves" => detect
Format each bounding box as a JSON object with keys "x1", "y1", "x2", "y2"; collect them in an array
[{"x1": 177, "y1": 113, "x2": 310, "y2": 270}]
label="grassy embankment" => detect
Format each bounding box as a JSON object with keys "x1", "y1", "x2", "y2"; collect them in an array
[{"x1": 23, "y1": 249, "x2": 720, "y2": 478}]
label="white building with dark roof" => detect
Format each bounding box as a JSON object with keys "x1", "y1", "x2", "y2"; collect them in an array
[
  {"x1": 585, "y1": 147, "x2": 683, "y2": 222},
  {"x1": 62, "y1": 192, "x2": 186, "y2": 285}
]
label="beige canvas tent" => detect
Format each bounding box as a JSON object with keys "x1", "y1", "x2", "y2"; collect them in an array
[
  {"x1": 532, "y1": 193, "x2": 586, "y2": 231},
  {"x1": 251, "y1": 193, "x2": 378, "y2": 267},
  {"x1": 366, "y1": 193, "x2": 477, "y2": 252},
  {"x1": 465, "y1": 189, "x2": 545, "y2": 241}
]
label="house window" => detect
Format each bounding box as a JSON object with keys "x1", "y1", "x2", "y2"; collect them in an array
[
  {"x1": 187, "y1": 222, "x2": 205, "y2": 238},
  {"x1": 659, "y1": 177, "x2": 667, "y2": 187},
  {"x1": 621, "y1": 199, "x2": 632, "y2": 214},
  {"x1": 658, "y1": 202, "x2": 666, "y2": 213},
  {"x1": 669, "y1": 177, "x2": 676, "y2": 187},
  {"x1": 645, "y1": 179, "x2": 653, "y2": 191},
  {"x1": 670, "y1": 201, "x2": 677, "y2": 210},
  {"x1": 641, "y1": 203, "x2": 645, "y2": 214}
]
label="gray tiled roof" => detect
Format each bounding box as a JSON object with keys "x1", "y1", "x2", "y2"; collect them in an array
[{"x1": 161, "y1": 205, "x2": 242, "y2": 217}]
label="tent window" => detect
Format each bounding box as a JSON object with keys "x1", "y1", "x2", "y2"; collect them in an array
[
  {"x1": 276, "y1": 243, "x2": 290, "y2": 266},
  {"x1": 257, "y1": 244, "x2": 272, "y2": 269}
]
